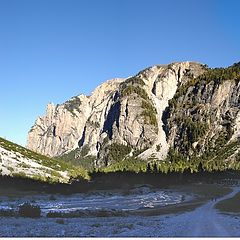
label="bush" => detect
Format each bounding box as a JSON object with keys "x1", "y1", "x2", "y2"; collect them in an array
[
  {"x1": 122, "y1": 76, "x2": 145, "y2": 86},
  {"x1": 0, "y1": 209, "x2": 17, "y2": 217},
  {"x1": 47, "y1": 210, "x2": 86, "y2": 218},
  {"x1": 141, "y1": 110, "x2": 158, "y2": 127},
  {"x1": 102, "y1": 157, "x2": 147, "y2": 173},
  {"x1": 58, "y1": 147, "x2": 95, "y2": 172},
  {"x1": 141, "y1": 100, "x2": 158, "y2": 129},
  {"x1": 183, "y1": 117, "x2": 208, "y2": 143},
  {"x1": 107, "y1": 143, "x2": 132, "y2": 163},
  {"x1": 18, "y1": 203, "x2": 41, "y2": 218},
  {"x1": 47, "y1": 211, "x2": 63, "y2": 218},
  {"x1": 64, "y1": 96, "x2": 81, "y2": 116},
  {"x1": 49, "y1": 195, "x2": 57, "y2": 201},
  {"x1": 121, "y1": 85, "x2": 149, "y2": 101},
  {"x1": 56, "y1": 219, "x2": 65, "y2": 224}
]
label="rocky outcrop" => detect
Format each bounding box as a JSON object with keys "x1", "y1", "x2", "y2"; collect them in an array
[
  {"x1": 166, "y1": 64, "x2": 240, "y2": 159},
  {"x1": 27, "y1": 78, "x2": 124, "y2": 157},
  {"x1": 27, "y1": 61, "x2": 240, "y2": 168}
]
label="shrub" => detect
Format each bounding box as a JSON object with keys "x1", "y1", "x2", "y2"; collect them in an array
[
  {"x1": 141, "y1": 100, "x2": 158, "y2": 128},
  {"x1": 177, "y1": 116, "x2": 208, "y2": 144},
  {"x1": 59, "y1": 148, "x2": 95, "y2": 172},
  {"x1": 91, "y1": 223, "x2": 102, "y2": 228},
  {"x1": 49, "y1": 195, "x2": 57, "y2": 201},
  {"x1": 102, "y1": 157, "x2": 147, "y2": 173},
  {"x1": 64, "y1": 96, "x2": 81, "y2": 116},
  {"x1": 79, "y1": 145, "x2": 90, "y2": 157},
  {"x1": 56, "y1": 219, "x2": 65, "y2": 224},
  {"x1": 18, "y1": 203, "x2": 41, "y2": 218},
  {"x1": 156, "y1": 144, "x2": 161, "y2": 152},
  {"x1": 0, "y1": 209, "x2": 17, "y2": 217},
  {"x1": 47, "y1": 210, "x2": 86, "y2": 218},
  {"x1": 107, "y1": 143, "x2": 132, "y2": 163},
  {"x1": 121, "y1": 85, "x2": 149, "y2": 101},
  {"x1": 122, "y1": 76, "x2": 145, "y2": 86},
  {"x1": 141, "y1": 110, "x2": 158, "y2": 127},
  {"x1": 47, "y1": 211, "x2": 63, "y2": 218}
]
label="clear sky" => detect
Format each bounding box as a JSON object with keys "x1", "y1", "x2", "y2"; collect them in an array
[{"x1": 0, "y1": 0, "x2": 239, "y2": 146}]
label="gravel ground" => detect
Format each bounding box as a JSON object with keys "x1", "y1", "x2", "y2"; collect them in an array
[
  {"x1": 1, "y1": 205, "x2": 240, "y2": 237},
  {"x1": 1, "y1": 184, "x2": 240, "y2": 237}
]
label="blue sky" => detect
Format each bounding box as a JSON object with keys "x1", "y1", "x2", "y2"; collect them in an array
[{"x1": 0, "y1": 0, "x2": 239, "y2": 146}]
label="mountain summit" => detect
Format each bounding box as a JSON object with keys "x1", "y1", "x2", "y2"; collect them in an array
[{"x1": 27, "y1": 61, "x2": 240, "y2": 170}]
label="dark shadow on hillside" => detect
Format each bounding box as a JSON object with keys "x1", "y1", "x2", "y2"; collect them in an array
[{"x1": 1, "y1": 170, "x2": 240, "y2": 195}]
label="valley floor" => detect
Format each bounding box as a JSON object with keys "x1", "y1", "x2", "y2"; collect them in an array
[{"x1": 1, "y1": 184, "x2": 240, "y2": 237}]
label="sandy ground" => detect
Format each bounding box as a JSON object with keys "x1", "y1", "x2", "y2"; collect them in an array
[{"x1": 1, "y1": 186, "x2": 240, "y2": 237}]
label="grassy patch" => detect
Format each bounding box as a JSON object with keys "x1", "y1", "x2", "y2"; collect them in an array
[
  {"x1": 101, "y1": 157, "x2": 147, "y2": 173},
  {"x1": 215, "y1": 191, "x2": 240, "y2": 213},
  {"x1": 0, "y1": 137, "x2": 90, "y2": 182},
  {"x1": 141, "y1": 100, "x2": 158, "y2": 129},
  {"x1": 58, "y1": 148, "x2": 95, "y2": 171},
  {"x1": 183, "y1": 183, "x2": 232, "y2": 198},
  {"x1": 120, "y1": 85, "x2": 149, "y2": 101},
  {"x1": 64, "y1": 96, "x2": 81, "y2": 116},
  {"x1": 120, "y1": 75, "x2": 158, "y2": 130},
  {"x1": 0, "y1": 137, "x2": 67, "y2": 171},
  {"x1": 121, "y1": 76, "x2": 145, "y2": 88}
]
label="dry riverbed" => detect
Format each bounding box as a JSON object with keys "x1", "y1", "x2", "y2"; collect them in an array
[{"x1": 1, "y1": 182, "x2": 240, "y2": 237}]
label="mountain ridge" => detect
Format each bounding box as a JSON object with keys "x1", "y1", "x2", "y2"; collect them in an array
[{"x1": 27, "y1": 61, "x2": 240, "y2": 172}]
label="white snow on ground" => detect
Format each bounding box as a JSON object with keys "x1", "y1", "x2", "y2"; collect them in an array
[{"x1": 0, "y1": 146, "x2": 69, "y2": 182}]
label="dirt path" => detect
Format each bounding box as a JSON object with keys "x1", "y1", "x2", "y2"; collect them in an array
[{"x1": 188, "y1": 186, "x2": 240, "y2": 237}]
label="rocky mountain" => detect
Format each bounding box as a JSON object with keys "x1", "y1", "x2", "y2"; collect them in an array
[
  {"x1": 27, "y1": 61, "x2": 240, "y2": 171},
  {"x1": 0, "y1": 137, "x2": 89, "y2": 183}
]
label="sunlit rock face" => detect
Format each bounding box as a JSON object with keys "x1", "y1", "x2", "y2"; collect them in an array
[{"x1": 27, "y1": 61, "x2": 240, "y2": 167}]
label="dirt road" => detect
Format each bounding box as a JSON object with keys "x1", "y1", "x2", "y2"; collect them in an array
[{"x1": 185, "y1": 186, "x2": 240, "y2": 237}]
